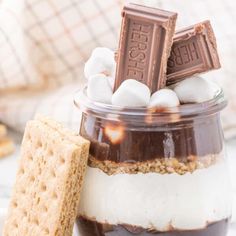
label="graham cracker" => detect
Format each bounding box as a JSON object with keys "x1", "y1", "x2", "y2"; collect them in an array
[
  {"x1": 3, "y1": 117, "x2": 90, "y2": 236},
  {"x1": 0, "y1": 137, "x2": 14, "y2": 159},
  {"x1": 35, "y1": 114, "x2": 83, "y2": 146},
  {"x1": 0, "y1": 124, "x2": 7, "y2": 138}
]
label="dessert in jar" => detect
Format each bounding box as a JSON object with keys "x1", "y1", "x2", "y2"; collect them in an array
[
  {"x1": 74, "y1": 3, "x2": 232, "y2": 236},
  {"x1": 75, "y1": 83, "x2": 232, "y2": 236}
]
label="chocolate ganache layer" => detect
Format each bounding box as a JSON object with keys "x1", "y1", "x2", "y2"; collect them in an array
[
  {"x1": 80, "y1": 113, "x2": 223, "y2": 163},
  {"x1": 76, "y1": 217, "x2": 229, "y2": 236}
]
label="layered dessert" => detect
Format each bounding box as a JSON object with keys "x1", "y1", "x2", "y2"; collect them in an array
[
  {"x1": 76, "y1": 105, "x2": 231, "y2": 236},
  {"x1": 75, "y1": 3, "x2": 232, "y2": 236}
]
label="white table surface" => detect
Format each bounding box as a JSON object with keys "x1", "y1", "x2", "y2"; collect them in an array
[{"x1": 0, "y1": 130, "x2": 236, "y2": 235}]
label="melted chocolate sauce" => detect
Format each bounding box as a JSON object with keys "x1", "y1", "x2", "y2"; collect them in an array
[
  {"x1": 76, "y1": 217, "x2": 229, "y2": 236},
  {"x1": 80, "y1": 114, "x2": 223, "y2": 163}
]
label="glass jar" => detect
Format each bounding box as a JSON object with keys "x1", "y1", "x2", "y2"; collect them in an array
[{"x1": 74, "y1": 86, "x2": 232, "y2": 236}]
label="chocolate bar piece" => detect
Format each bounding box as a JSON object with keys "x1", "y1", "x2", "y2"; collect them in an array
[
  {"x1": 167, "y1": 21, "x2": 221, "y2": 84},
  {"x1": 114, "y1": 3, "x2": 177, "y2": 93}
]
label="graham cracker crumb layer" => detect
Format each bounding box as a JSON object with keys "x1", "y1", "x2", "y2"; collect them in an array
[{"x1": 88, "y1": 153, "x2": 222, "y2": 175}]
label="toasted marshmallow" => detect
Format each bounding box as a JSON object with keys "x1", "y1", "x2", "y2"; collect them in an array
[
  {"x1": 87, "y1": 74, "x2": 113, "y2": 104},
  {"x1": 112, "y1": 79, "x2": 151, "y2": 107},
  {"x1": 174, "y1": 77, "x2": 217, "y2": 103},
  {"x1": 149, "y1": 89, "x2": 180, "y2": 108},
  {"x1": 84, "y1": 47, "x2": 116, "y2": 79}
]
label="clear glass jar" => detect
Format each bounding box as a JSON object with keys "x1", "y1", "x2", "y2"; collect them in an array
[{"x1": 74, "y1": 86, "x2": 232, "y2": 236}]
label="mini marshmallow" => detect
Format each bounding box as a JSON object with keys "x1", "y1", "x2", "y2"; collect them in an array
[
  {"x1": 84, "y1": 47, "x2": 116, "y2": 79},
  {"x1": 149, "y1": 89, "x2": 180, "y2": 108},
  {"x1": 87, "y1": 74, "x2": 113, "y2": 104},
  {"x1": 112, "y1": 79, "x2": 151, "y2": 107},
  {"x1": 173, "y1": 77, "x2": 217, "y2": 103}
]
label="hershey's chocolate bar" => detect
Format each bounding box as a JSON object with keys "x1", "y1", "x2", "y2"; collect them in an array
[
  {"x1": 114, "y1": 3, "x2": 177, "y2": 93},
  {"x1": 167, "y1": 21, "x2": 221, "y2": 84}
]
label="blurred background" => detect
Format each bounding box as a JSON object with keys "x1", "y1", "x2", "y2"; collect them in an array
[{"x1": 0, "y1": 0, "x2": 236, "y2": 235}]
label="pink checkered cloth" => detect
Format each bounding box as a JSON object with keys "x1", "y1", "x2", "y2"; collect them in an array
[
  {"x1": 0, "y1": 0, "x2": 122, "y2": 131},
  {"x1": 0, "y1": 0, "x2": 236, "y2": 138}
]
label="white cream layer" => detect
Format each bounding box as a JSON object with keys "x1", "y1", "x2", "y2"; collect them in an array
[{"x1": 78, "y1": 160, "x2": 232, "y2": 231}]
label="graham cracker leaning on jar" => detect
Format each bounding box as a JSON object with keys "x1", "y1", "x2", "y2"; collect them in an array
[{"x1": 3, "y1": 116, "x2": 90, "y2": 236}]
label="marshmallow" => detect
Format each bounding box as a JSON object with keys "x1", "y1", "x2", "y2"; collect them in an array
[
  {"x1": 107, "y1": 76, "x2": 115, "y2": 90},
  {"x1": 87, "y1": 74, "x2": 113, "y2": 104},
  {"x1": 84, "y1": 47, "x2": 116, "y2": 79},
  {"x1": 173, "y1": 77, "x2": 217, "y2": 103},
  {"x1": 79, "y1": 157, "x2": 232, "y2": 231},
  {"x1": 149, "y1": 89, "x2": 180, "y2": 108},
  {"x1": 112, "y1": 79, "x2": 151, "y2": 107}
]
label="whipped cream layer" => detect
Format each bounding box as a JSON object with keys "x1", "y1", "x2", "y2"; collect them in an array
[{"x1": 78, "y1": 158, "x2": 232, "y2": 231}]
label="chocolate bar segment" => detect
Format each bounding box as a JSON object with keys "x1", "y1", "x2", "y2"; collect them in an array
[
  {"x1": 114, "y1": 3, "x2": 177, "y2": 93},
  {"x1": 167, "y1": 21, "x2": 221, "y2": 84}
]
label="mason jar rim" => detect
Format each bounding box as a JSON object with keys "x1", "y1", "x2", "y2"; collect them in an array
[{"x1": 74, "y1": 83, "x2": 227, "y2": 123}]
